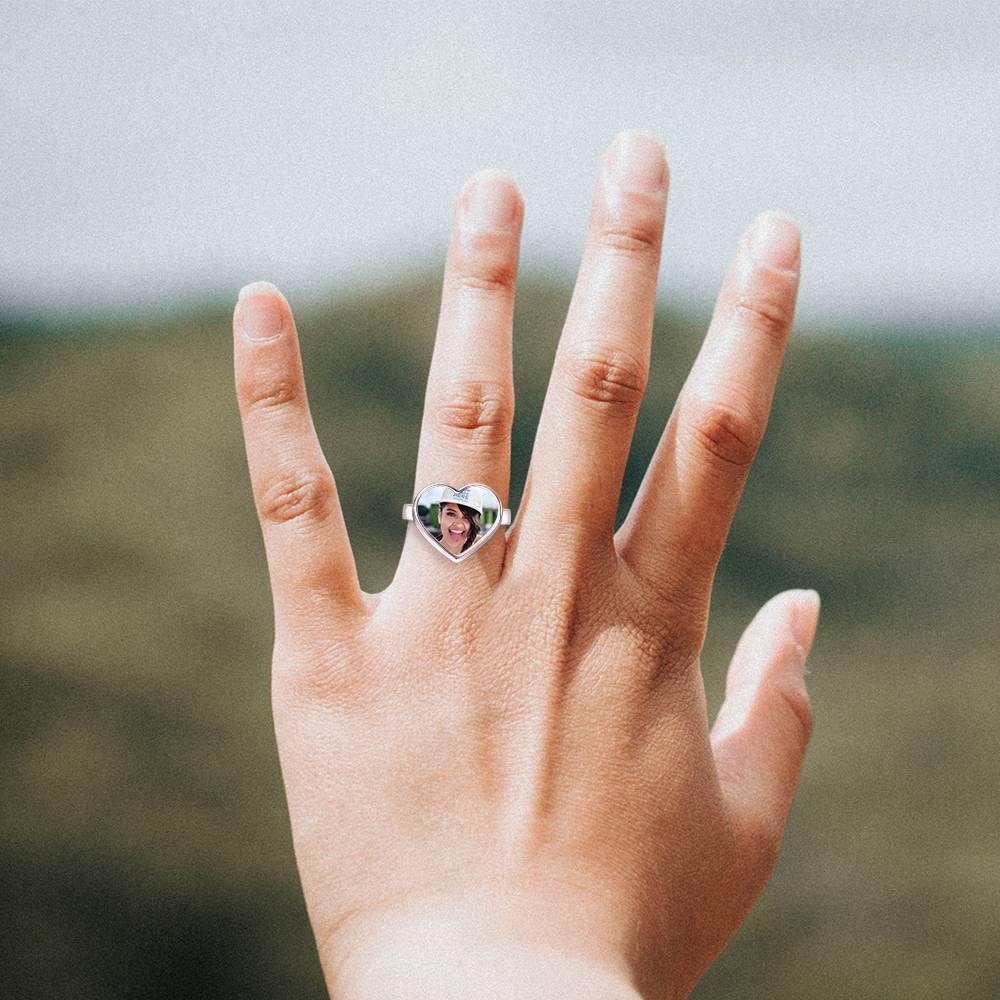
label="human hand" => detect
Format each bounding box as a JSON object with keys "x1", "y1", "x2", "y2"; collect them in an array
[{"x1": 232, "y1": 130, "x2": 819, "y2": 999}]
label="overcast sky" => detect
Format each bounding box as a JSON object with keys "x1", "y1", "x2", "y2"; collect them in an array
[{"x1": 2, "y1": 1, "x2": 998, "y2": 326}]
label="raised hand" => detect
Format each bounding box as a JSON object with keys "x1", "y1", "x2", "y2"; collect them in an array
[{"x1": 232, "y1": 129, "x2": 818, "y2": 1000}]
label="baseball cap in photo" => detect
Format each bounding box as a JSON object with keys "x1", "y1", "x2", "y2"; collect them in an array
[{"x1": 438, "y1": 485, "x2": 484, "y2": 515}]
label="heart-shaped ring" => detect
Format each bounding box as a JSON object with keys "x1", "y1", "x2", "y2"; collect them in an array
[{"x1": 402, "y1": 483, "x2": 512, "y2": 563}]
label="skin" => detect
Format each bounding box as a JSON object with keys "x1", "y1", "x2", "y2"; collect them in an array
[
  {"x1": 232, "y1": 130, "x2": 819, "y2": 999},
  {"x1": 438, "y1": 501, "x2": 475, "y2": 555}
]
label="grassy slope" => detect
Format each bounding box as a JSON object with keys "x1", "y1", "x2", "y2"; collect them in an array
[{"x1": 1, "y1": 280, "x2": 998, "y2": 999}]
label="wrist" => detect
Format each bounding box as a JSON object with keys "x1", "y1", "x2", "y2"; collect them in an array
[
  {"x1": 336, "y1": 934, "x2": 643, "y2": 1000},
  {"x1": 322, "y1": 884, "x2": 646, "y2": 1000}
]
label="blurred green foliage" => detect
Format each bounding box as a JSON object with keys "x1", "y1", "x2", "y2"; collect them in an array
[{"x1": 1, "y1": 278, "x2": 998, "y2": 998}]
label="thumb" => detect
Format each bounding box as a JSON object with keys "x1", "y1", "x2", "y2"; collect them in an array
[{"x1": 711, "y1": 589, "x2": 820, "y2": 859}]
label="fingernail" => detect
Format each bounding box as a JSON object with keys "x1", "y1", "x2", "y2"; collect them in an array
[
  {"x1": 238, "y1": 280, "x2": 281, "y2": 301},
  {"x1": 748, "y1": 211, "x2": 801, "y2": 272},
  {"x1": 788, "y1": 589, "x2": 821, "y2": 670},
  {"x1": 606, "y1": 130, "x2": 666, "y2": 193},
  {"x1": 461, "y1": 170, "x2": 521, "y2": 234},
  {"x1": 238, "y1": 284, "x2": 284, "y2": 342}
]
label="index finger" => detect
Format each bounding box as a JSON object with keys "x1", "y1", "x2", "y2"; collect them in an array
[{"x1": 233, "y1": 282, "x2": 365, "y2": 629}]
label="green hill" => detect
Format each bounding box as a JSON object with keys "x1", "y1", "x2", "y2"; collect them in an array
[{"x1": 1, "y1": 279, "x2": 998, "y2": 999}]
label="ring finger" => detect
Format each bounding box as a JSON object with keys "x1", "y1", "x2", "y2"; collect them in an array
[{"x1": 401, "y1": 169, "x2": 524, "y2": 583}]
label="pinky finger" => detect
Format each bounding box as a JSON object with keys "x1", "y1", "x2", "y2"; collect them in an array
[{"x1": 233, "y1": 282, "x2": 365, "y2": 628}]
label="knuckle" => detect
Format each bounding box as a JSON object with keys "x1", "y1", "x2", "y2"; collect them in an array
[
  {"x1": 732, "y1": 290, "x2": 794, "y2": 343},
  {"x1": 258, "y1": 470, "x2": 334, "y2": 527},
  {"x1": 562, "y1": 344, "x2": 648, "y2": 418},
  {"x1": 684, "y1": 396, "x2": 762, "y2": 470},
  {"x1": 242, "y1": 373, "x2": 299, "y2": 415},
  {"x1": 596, "y1": 222, "x2": 661, "y2": 260},
  {"x1": 451, "y1": 257, "x2": 518, "y2": 297},
  {"x1": 434, "y1": 379, "x2": 513, "y2": 446}
]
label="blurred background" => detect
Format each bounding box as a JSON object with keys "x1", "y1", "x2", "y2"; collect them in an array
[{"x1": 2, "y1": 2, "x2": 997, "y2": 997}]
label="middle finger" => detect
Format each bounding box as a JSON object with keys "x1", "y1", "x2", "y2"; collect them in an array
[{"x1": 511, "y1": 131, "x2": 668, "y2": 565}]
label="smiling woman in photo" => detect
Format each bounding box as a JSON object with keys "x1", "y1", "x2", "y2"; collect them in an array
[{"x1": 432, "y1": 490, "x2": 483, "y2": 556}]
